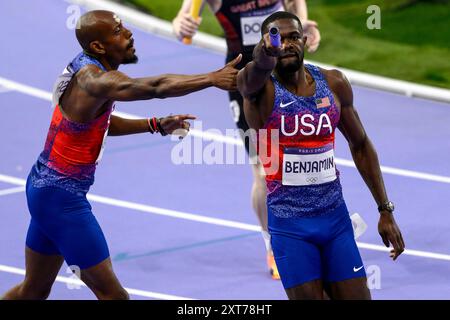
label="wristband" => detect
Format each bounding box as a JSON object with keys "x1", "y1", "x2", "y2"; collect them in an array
[
  {"x1": 157, "y1": 118, "x2": 168, "y2": 136},
  {"x1": 147, "y1": 117, "x2": 155, "y2": 134}
]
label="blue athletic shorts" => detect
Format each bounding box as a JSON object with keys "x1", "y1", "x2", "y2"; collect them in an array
[
  {"x1": 25, "y1": 175, "x2": 110, "y2": 270},
  {"x1": 269, "y1": 201, "x2": 366, "y2": 289}
]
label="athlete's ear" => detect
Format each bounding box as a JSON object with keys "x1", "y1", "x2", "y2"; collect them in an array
[
  {"x1": 89, "y1": 41, "x2": 106, "y2": 55},
  {"x1": 302, "y1": 35, "x2": 307, "y2": 45}
]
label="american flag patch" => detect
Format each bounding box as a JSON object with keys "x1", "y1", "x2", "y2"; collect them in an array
[{"x1": 315, "y1": 97, "x2": 331, "y2": 108}]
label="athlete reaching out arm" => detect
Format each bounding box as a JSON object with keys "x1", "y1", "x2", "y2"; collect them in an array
[
  {"x1": 238, "y1": 16, "x2": 404, "y2": 262},
  {"x1": 62, "y1": 57, "x2": 240, "y2": 130},
  {"x1": 1, "y1": 10, "x2": 240, "y2": 301},
  {"x1": 237, "y1": 12, "x2": 404, "y2": 300},
  {"x1": 237, "y1": 35, "x2": 279, "y2": 99},
  {"x1": 77, "y1": 60, "x2": 240, "y2": 102},
  {"x1": 61, "y1": 54, "x2": 241, "y2": 124},
  {"x1": 173, "y1": 0, "x2": 321, "y2": 281}
]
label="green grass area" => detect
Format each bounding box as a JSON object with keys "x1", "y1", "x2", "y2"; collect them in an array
[
  {"x1": 121, "y1": 0, "x2": 450, "y2": 89},
  {"x1": 120, "y1": 0, "x2": 224, "y2": 36}
]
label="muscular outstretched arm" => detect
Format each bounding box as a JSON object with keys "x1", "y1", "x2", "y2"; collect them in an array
[
  {"x1": 332, "y1": 69, "x2": 405, "y2": 260},
  {"x1": 237, "y1": 40, "x2": 276, "y2": 98},
  {"x1": 78, "y1": 62, "x2": 238, "y2": 102}
]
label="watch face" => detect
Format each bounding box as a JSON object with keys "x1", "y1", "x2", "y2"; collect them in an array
[{"x1": 387, "y1": 201, "x2": 395, "y2": 211}]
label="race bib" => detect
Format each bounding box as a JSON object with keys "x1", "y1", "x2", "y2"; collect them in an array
[
  {"x1": 52, "y1": 67, "x2": 72, "y2": 107},
  {"x1": 95, "y1": 105, "x2": 115, "y2": 164},
  {"x1": 240, "y1": 4, "x2": 283, "y2": 46},
  {"x1": 240, "y1": 15, "x2": 269, "y2": 46},
  {"x1": 282, "y1": 144, "x2": 337, "y2": 186}
]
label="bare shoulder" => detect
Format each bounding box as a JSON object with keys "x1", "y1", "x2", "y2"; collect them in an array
[
  {"x1": 319, "y1": 68, "x2": 351, "y2": 91},
  {"x1": 76, "y1": 66, "x2": 129, "y2": 95},
  {"x1": 76, "y1": 64, "x2": 104, "y2": 79},
  {"x1": 75, "y1": 64, "x2": 105, "y2": 87},
  {"x1": 319, "y1": 67, "x2": 353, "y2": 106}
]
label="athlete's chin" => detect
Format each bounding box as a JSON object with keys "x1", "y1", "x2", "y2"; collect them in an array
[
  {"x1": 277, "y1": 61, "x2": 301, "y2": 73},
  {"x1": 123, "y1": 54, "x2": 139, "y2": 64}
]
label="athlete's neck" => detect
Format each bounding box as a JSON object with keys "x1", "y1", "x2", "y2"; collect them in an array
[
  {"x1": 98, "y1": 57, "x2": 118, "y2": 71},
  {"x1": 83, "y1": 51, "x2": 118, "y2": 71},
  {"x1": 275, "y1": 61, "x2": 311, "y2": 95}
]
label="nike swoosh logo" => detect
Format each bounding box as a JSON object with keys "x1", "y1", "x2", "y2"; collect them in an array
[
  {"x1": 353, "y1": 266, "x2": 364, "y2": 272},
  {"x1": 280, "y1": 101, "x2": 295, "y2": 108}
]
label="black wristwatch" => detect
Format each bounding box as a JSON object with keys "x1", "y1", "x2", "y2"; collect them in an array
[{"x1": 378, "y1": 201, "x2": 395, "y2": 213}]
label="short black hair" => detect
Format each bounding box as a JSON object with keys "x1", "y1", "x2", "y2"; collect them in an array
[{"x1": 261, "y1": 11, "x2": 302, "y2": 36}]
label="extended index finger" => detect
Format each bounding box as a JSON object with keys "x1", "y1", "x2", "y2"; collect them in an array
[
  {"x1": 226, "y1": 54, "x2": 242, "y2": 67},
  {"x1": 178, "y1": 114, "x2": 197, "y2": 120}
]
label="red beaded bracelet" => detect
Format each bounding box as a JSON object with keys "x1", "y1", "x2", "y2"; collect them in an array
[
  {"x1": 152, "y1": 117, "x2": 158, "y2": 133},
  {"x1": 147, "y1": 117, "x2": 155, "y2": 134}
]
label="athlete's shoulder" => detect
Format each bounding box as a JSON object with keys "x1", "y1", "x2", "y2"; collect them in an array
[
  {"x1": 75, "y1": 64, "x2": 107, "y2": 89},
  {"x1": 318, "y1": 67, "x2": 353, "y2": 105},
  {"x1": 76, "y1": 64, "x2": 105, "y2": 78},
  {"x1": 318, "y1": 67, "x2": 350, "y2": 88}
]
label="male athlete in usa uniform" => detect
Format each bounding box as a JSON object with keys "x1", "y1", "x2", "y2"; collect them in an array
[
  {"x1": 2, "y1": 10, "x2": 240, "y2": 300},
  {"x1": 173, "y1": 0, "x2": 321, "y2": 281},
  {"x1": 237, "y1": 11, "x2": 405, "y2": 299}
]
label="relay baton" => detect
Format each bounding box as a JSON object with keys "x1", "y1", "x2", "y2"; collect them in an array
[
  {"x1": 269, "y1": 26, "x2": 281, "y2": 47},
  {"x1": 182, "y1": 0, "x2": 202, "y2": 45}
]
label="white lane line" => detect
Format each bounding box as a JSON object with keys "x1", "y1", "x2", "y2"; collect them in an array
[
  {"x1": 335, "y1": 159, "x2": 450, "y2": 184},
  {"x1": 357, "y1": 243, "x2": 450, "y2": 262},
  {"x1": 1, "y1": 173, "x2": 450, "y2": 262},
  {"x1": 0, "y1": 264, "x2": 194, "y2": 300},
  {"x1": 1, "y1": 76, "x2": 449, "y2": 184},
  {"x1": 0, "y1": 186, "x2": 25, "y2": 196},
  {"x1": 0, "y1": 85, "x2": 11, "y2": 94},
  {"x1": 0, "y1": 174, "x2": 26, "y2": 186},
  {"x1": 0, "y1": 173, "x2": 259, "y2": 232},
  {"x1": 88, "y1": 193, "x2": 260, "y2": 232},
  {"x1": 0, "y1": 77, "x2": 52, "y2": 101}
]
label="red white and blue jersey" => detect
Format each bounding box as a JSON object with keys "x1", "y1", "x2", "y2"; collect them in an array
[
  {"x1": 258, "y1": 64, "x2": 345, "y2": 217},
  {"x1": 30, "y1": 52, "x2": 113, "y2": 194}
]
